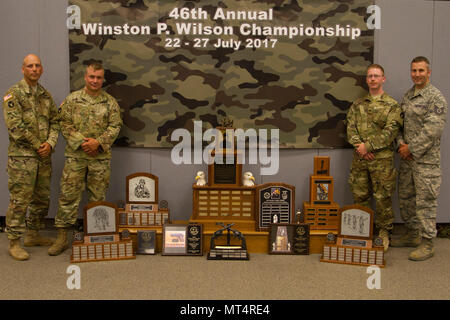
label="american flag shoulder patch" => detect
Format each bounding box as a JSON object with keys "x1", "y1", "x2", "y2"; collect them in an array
[{"x1": 3, "y1": 94, "x2": 13, "y2": 102}]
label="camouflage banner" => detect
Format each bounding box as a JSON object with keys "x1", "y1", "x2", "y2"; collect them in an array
[{"x1": 68, "y1": 0, "x2": 374, "y2": 148}]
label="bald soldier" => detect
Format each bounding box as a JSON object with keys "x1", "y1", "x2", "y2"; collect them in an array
[
  {"x1": 2, "y1": 54, "x2": 59, "y2": 260},
  {"x1": 346, "y1": 64, "x2": 403, "y2": 252},
  {"x1": 48, "y1": 62, "x2": 122, "y2": 256},
  {"x1": 393, "y1": 56, "x2": 447, "y2": 261}
]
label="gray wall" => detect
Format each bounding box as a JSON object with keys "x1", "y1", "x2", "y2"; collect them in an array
[{"x1": 0, "y1": 0, "x2": 449, "y2": 222}]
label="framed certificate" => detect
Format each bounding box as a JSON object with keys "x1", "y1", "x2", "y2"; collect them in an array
[{"x1": 162, "y1": 224, "x2": 188, "y2": 255}]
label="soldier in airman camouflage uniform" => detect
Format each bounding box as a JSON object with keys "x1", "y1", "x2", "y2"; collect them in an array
[
  {"x1": 347, "y1": 64, "x2": 403, "y2": 252},
  {"x1": 3, "y1": 54, "x2": 59, "y2": 261},
  {"x1": 48, "y1": 62, "x2": 122, "y2": 256},
  {"x1": 393, "y1": 56, "x2": 447, "y2": 261}
]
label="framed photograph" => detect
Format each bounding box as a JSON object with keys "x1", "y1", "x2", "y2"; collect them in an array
[
  {"x1": 162, "y1": 224, "x2": 188, "y2": 255},
  {"x1": 338, "y1": 204, "x2": 374, "y2": 240},
  {"x1": 256, "y1": 183, "x2": 295, "y2": 231},
  {"x1": 84, "y1": 201, "x2": 118, "y2": 236},
  {"x1": 310, "y1": 175, "x2": 334, "y2": 205},
  {"x1": 126, "y1": 172, "x2": 158, "y2": 204},
  {"x1": 268, "y1": 224, "x2": 291, "y2": 254},
  {"x1": 269, "y1": 223, "x2": 310, "y2": 255}
]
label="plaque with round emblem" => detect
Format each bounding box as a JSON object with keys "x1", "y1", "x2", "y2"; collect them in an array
[
  {"x1": 189, "y1": 225, "x2": 199, "y2": 236},
  {"x1": 116, "y1": 200, "x2": 125, "y2": 209},
  {"x1": 297, "y1": 226, "x2": 306, "y2": 236},
  {"x1": 121, "y1": 229, "x2": 130, "y2": 239},
  {"x1": 374, "y1": 236, "x2": 384, "y2": 247},
  {"x1": 160, "y1": 200, "x2": 168, "y2": 209},
  {"x1": 326, "y1": 232, "x2": 336, "y2": 243},
  {"x1": 73, "y1": 232, "x2": 83, "y2": 242}
]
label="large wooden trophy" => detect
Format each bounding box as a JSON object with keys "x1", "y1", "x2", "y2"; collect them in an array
[
  {"x1": 191, "y1": 124, "x2": 256, "y2": 231},
  {"x1": 320, "y1": 205, "x2": 385, "y2": 267},
  {"x1": 302, "y1": 156, "x2": 339, "y2": 230},
  {"x1": 118, "y1": 172, "x2": 170, "y2": 253},
  {"x1": 71, "y1": 201, "x2": 135, "y2": 262}
]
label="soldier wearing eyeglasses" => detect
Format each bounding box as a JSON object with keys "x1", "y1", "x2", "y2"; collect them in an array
[{"x1": 346, "y1": 64, "x2": 403, "y2": 252}]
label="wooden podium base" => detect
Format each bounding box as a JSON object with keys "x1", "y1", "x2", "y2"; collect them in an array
[
  {"x1": 120, "y1": 221, "x2": 337, "y2": 254},
  {"x1": 190, "y1": 218, "x2": 337, "y2": 254}
]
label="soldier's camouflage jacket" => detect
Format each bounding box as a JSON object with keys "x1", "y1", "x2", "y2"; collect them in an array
[
  {"x1": 3, "y1": 79, "x2": 59, "y2": 157},
  {"x1": 346, "y1": 93, "x2": 402, "y2": 159},
  {"x1": 59, "y1": 88, "x2": 123, "y2": 159},
  {"x1": 397, "y1": 83, "x2": 447, "y2": 164}
]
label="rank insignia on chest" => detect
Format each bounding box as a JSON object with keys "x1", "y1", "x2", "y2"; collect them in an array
[{"x1": 434, "y1": 105, "x2": 444, "y2": 115}]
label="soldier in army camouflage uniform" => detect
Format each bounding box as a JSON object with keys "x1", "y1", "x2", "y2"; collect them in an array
[
  {"x1": 2, "y1": 54, "x2": 59, "y2": 261},
  {"x1": 392, "y1": 56, "x2": 447, "y2": 261},
  {"x1": 346, "y1": 64, "x2": 403, "y2": 252},
  {"x1": 48, "y1": 62, "x2": 122, "y2": 256}
]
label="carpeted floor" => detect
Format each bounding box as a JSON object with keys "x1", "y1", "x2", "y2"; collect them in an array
[{"x1": 0, "y1": 229, "x2": 449, "y2": 301}]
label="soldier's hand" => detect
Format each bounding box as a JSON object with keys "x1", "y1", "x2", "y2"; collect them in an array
[
  {"x1": 355, "y1": 143, "x2": 368, "y2": 157},
  {"x1": 37, "y1": 142, "x2": 52, "y2": 158},
  {"x1": 398, "y1": 143, "x2": 412, "y2": 160},
  {"x1": 363, "y1": 152, "x2": 375, "y2": 161},
  {"x1": 81, "y1": 138, "x2": 100, "y2": 156}
]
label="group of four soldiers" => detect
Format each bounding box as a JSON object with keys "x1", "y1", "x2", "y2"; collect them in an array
[
  {"x1": 2, "y1": 54, "x2": 447, "y2": 262},
  {"x1": 3, "y1": 54, "x2": 122, "y2": 261}
]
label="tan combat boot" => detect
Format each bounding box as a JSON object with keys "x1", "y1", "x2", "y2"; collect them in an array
[
  {"x1": 48, "y1": 228, "x2": 69, "y2": 256},
  {"x1": 390, "y1": 229, "x2": 421, "y2": 247},
  {"x1": 24, "y1": 229, "x2": 53, "y2": 247},
  {"x1": 379, "y1": 229, "x2": 390, "y2": 252},
  {"x1": 409, "y1": 238, "x2": 434, "y2": 261},
  {"x1": 9, "y1": 239, "x2": 30, "y2": 261}
]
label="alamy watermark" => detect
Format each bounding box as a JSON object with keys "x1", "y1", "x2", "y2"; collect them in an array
[
  {"x1": 170, "y1": 121, "x2": 279, "y2": 176},
  {"x1": 66, "y1": 265, "x2": 81, "y2": 290},
  {"x1": 366, "y1": 265, "x2": 381, "y2": 290},
  {"x1": 367, "y1": 5, "x2": 381, "y2": 30}
]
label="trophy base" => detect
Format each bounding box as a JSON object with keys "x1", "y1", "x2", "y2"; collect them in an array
[
  {"x1": 71, "y1": 240, "x2": 136, "y2": 263},
  {"x1": 207, "y1": 246, "x2": 249, "y2": 260},
  {"x1": 320, "y1": 243, "x2": 385, "y2": 267}
]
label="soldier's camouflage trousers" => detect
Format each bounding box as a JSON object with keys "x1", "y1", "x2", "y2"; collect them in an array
[
  {"x1": 55, "y1": 157, "x2": 111, "y2": 228},
  {"x1": 349, "y1": 154, "x2": 396, "y2": 231},
  {"x1": 6, "y1": 156, "x2": 51, "y2": 240},
  {"x1": 398, "y1": 159, "x2": 441, "y2": 239}
]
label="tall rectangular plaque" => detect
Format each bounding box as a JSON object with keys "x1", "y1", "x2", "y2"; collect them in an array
[
  {"x1": 186, "y1": 224, "x2": 203, "y2": 256},
  {"x1": 256, "y1": 183, "x2": 295, "y2": 231}
]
